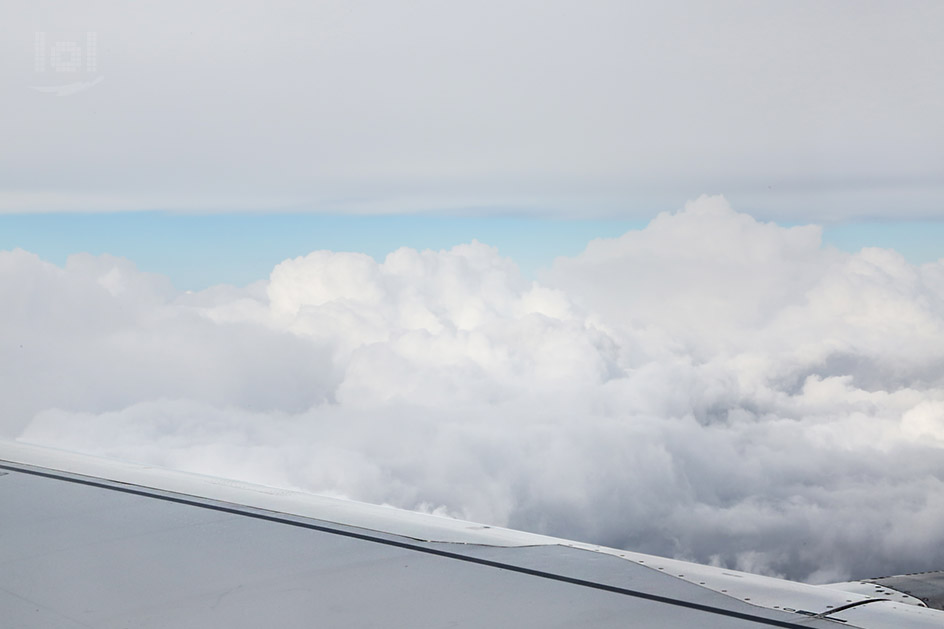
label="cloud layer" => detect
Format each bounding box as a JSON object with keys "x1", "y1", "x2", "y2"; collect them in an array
[
  {"x1": 3, "y1": 1, "x2": 943, "y2": 217},
  {"x1": 6, "y1": 196, "x2": 944, "y2": 583}
]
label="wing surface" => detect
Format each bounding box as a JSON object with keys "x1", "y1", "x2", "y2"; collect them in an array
[{"x1": 1, "y1": 440, "x2": 942, "y2": 628}]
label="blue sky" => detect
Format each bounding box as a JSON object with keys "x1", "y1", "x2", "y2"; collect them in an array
[
  {"x1": 3, "y1": 211, "x2": 943, "y2": 290},
  {"x1": 0, "y1": 213, "x2": 641, "y2": 289}
]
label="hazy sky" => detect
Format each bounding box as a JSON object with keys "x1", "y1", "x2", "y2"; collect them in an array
[{"x1": 2, "y1": 0, "x2": 942, "y2": 219}]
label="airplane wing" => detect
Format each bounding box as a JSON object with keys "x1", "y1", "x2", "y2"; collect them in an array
[{"x1": 2, "y1": 440, "x2": 942, "y2": 628}]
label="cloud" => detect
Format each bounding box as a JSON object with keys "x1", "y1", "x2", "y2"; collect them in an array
[
  {"x1": 8, "y1": 196, "x2": 944, "y2": 583},
  {"x1": 3, "y1": 1, "x2": 943, "y2": 217}
]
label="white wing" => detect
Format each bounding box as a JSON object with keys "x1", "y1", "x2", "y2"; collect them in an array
[{"x1": 1, "y1": 440, "x2": 942, "y2": 628}]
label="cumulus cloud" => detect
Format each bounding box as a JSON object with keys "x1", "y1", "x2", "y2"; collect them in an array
[{"x1": 7, "y1": 196, "x2": 944, "y2": 584}]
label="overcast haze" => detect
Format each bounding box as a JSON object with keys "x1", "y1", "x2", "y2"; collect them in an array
[
  {"x1": 2, "y1": 0, "x2": 942, "y2": 217},
  {"x1": 3, "y1": 1, "x2": 944, "y2": 587}
]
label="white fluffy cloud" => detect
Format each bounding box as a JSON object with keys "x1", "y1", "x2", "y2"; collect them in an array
[{"x1": 7, "y1": 196, "x2": 944, "y2": 583}]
